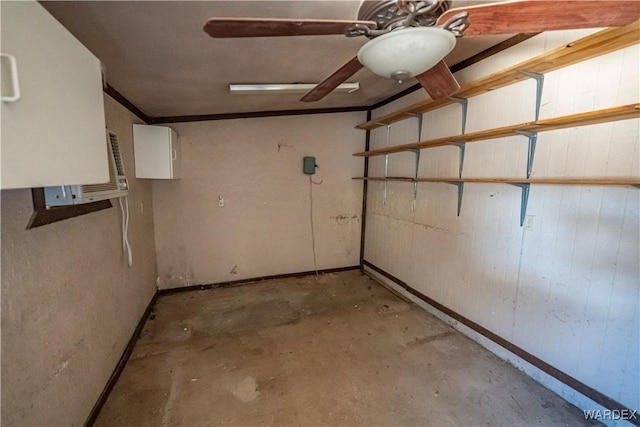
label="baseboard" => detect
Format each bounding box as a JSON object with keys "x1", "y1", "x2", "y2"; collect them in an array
[
  {"x1": 157, "y1": 265, "x2": 361, "y2": 295},
  {"x1": 362, "y1": 260, "x2": 639, "y2": 427},
  {"x1": 84, "y1": 293, "x2": 158, "y2": 427}
]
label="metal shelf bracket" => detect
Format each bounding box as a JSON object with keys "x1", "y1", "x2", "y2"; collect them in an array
[
  {"x1": 406, "y1": 112, "x2": 424, "y2": 140},
  {"x1": 519, "y1": 71, "x2": 544, "y2": 121},
  {"x1": 409, "y1": 149, "x2": 421, "y2": 211},
  {"x1": 449, "y1": 97, "x2": 468, "y2": 134},
  {"x1": 406, "y1": 113, "x2": 424, "y2": 211},
  {"x1": 515, "y1": 130, "x2": 538, "y2": 178},
  {"x1": 383, "y1": 125, "x2": 391, "y2": 205},
  {"x1": 444, "y1": 181, "x2": 465, "y2": 216},
  {"x1": 508, "y1": 183, "x2": 531, "y2": 226},
  {"x1": 447, "y1": 141, "x2": 466, "y2": 178}
]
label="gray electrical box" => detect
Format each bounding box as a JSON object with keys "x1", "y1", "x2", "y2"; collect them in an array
[{"x1": 303, "y1": 156, "x2": 316, "y2": 175}]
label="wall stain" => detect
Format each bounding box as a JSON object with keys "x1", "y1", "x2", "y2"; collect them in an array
[
  {"x1": 368, "y1": 213, "x2": 450, "y2": 234},
  {"x1": 417, "y1": 223, "x2": 449, "y2": 233},
  {"x1": 164, "y1": 266, "x2": 191, "y2": 287},
  {"x1": 331, "y1": 214, "x2": 359, "y2": 224},
  {"x1": 230, "y1": 265, "x2": 238, "y2": 275},
  {"x1": 277, "y1": 142, "x2": 292, "y2": 152}
]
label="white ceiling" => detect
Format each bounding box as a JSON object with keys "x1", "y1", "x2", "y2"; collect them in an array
[{"x1": 42, "y1": 1, "x2": 512, "y2": 118}]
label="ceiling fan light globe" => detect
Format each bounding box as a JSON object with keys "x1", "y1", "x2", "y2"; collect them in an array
[{"x1": 357, "y1": 27, "x2": 456, "y2": 80}]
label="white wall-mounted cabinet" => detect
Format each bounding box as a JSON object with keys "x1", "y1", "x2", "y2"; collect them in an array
[
  {"x1": 1, "y1": 1, "x2": 108, "y2": 190},
  {"x1": 132, "y1": 125, "x2": 181, "y2": 179}
]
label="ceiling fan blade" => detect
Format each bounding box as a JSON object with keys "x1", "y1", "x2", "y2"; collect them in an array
[
  {"x1": 415, "y1": 61, "x2": 460, "y2": 100},
  {"x1": 204, "y1": 18, "x2": 376, "y2": 38},
  {"x1": 437, "y1": 1, "x2": 640, "y2": 37},
  {"x1": 300, "y1": 56, "x2": 363, "y2": 102}
]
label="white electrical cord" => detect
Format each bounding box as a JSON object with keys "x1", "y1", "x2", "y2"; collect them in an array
[
  {"x1": 118, "y1": 196, "x2": 133, "y2": 268},
  {"x1": 309, "y1": 175, "x2": 323, "y2": 278}
]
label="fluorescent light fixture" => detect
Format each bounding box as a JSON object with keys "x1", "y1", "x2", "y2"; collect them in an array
[{"x1": 229, "y1": 82, "x2": 359, "y2": 95}]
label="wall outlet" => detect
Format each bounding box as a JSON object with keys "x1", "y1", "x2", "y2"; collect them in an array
[
  {"x1": 524, "y1": 214, "x2": 535, "y2": 230},
  {"x1": 218, "y1": 196, "x2": 224, "y2": 207}
]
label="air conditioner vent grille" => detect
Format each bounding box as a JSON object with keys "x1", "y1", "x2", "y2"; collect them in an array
[
  {"x1": 108, "y1": 131, "x2": 125, "y2": 176},
  {"x1": 81, "y1": 131, "x2": 122, "y2": 194}
]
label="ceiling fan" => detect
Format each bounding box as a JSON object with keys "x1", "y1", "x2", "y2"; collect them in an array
[{"x1": 204, "y1": 0, "x2": 640, "y2": 103}]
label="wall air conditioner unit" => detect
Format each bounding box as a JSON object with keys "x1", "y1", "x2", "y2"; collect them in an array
[{"x1": 44, "y1": 130, "x2": 129, "y2": 206}]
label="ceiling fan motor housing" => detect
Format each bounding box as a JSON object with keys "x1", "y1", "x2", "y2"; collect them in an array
[{"x1": 357, "y1": 0, "x2": 451, "y2": 33}]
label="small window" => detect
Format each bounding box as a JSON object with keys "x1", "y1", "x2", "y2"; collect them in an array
[{"x1": 27, "y1": 188, "x2": 112, "y2": 229}]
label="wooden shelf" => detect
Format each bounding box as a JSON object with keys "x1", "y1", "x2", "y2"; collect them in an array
[
  {"x1": 356, "y1": 21, "x2": 640, "y2": 131},
  {"x1": 356, "y1": 176, "x2": 415, "y2": 182},
  {"x1": 354, "y1": 104, "x2": 640, "y2": 157},
  {"x1": 353, "y1": 177, "x2": 640, "y2": 186},
  {"x1": 355, "y1": 176, "x2": 639, "y2": 225}
]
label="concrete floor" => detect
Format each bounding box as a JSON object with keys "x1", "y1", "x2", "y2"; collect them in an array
[{"x1": 96, "y1": 271, "x2": 596, "y2": 426}]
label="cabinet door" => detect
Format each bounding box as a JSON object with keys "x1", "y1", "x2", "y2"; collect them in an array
[
  {"x1": 133, "y1": 125, "x2": 181, "y2": 179},
  {"x1": 1, "y1": 1, "x2": 107, "y2": 189}
]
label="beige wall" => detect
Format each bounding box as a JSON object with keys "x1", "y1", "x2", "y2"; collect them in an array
[
  {"x1": 1, "y1": 94, "x2": 157, "y2": 425},
  {"x1": 364, "y1": 30, "x2": 639, "y2": 410},
  {"x1": 152, "y1": 112, "x2": 366, "y2": 289}
]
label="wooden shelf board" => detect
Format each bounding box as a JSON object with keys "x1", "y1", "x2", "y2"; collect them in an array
[
  {"x1": 353, "y1": 177, "x2": 640, "y2": 186},
  {"x1": 353, "y1": 176, "x2": 414, "y2": 182},
  {"x1": 356, "y1": 20, "x2": 640, "y2": 131},
  {"x1": 354, "y1": 104, "x2": 640, "y2": 157}
]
